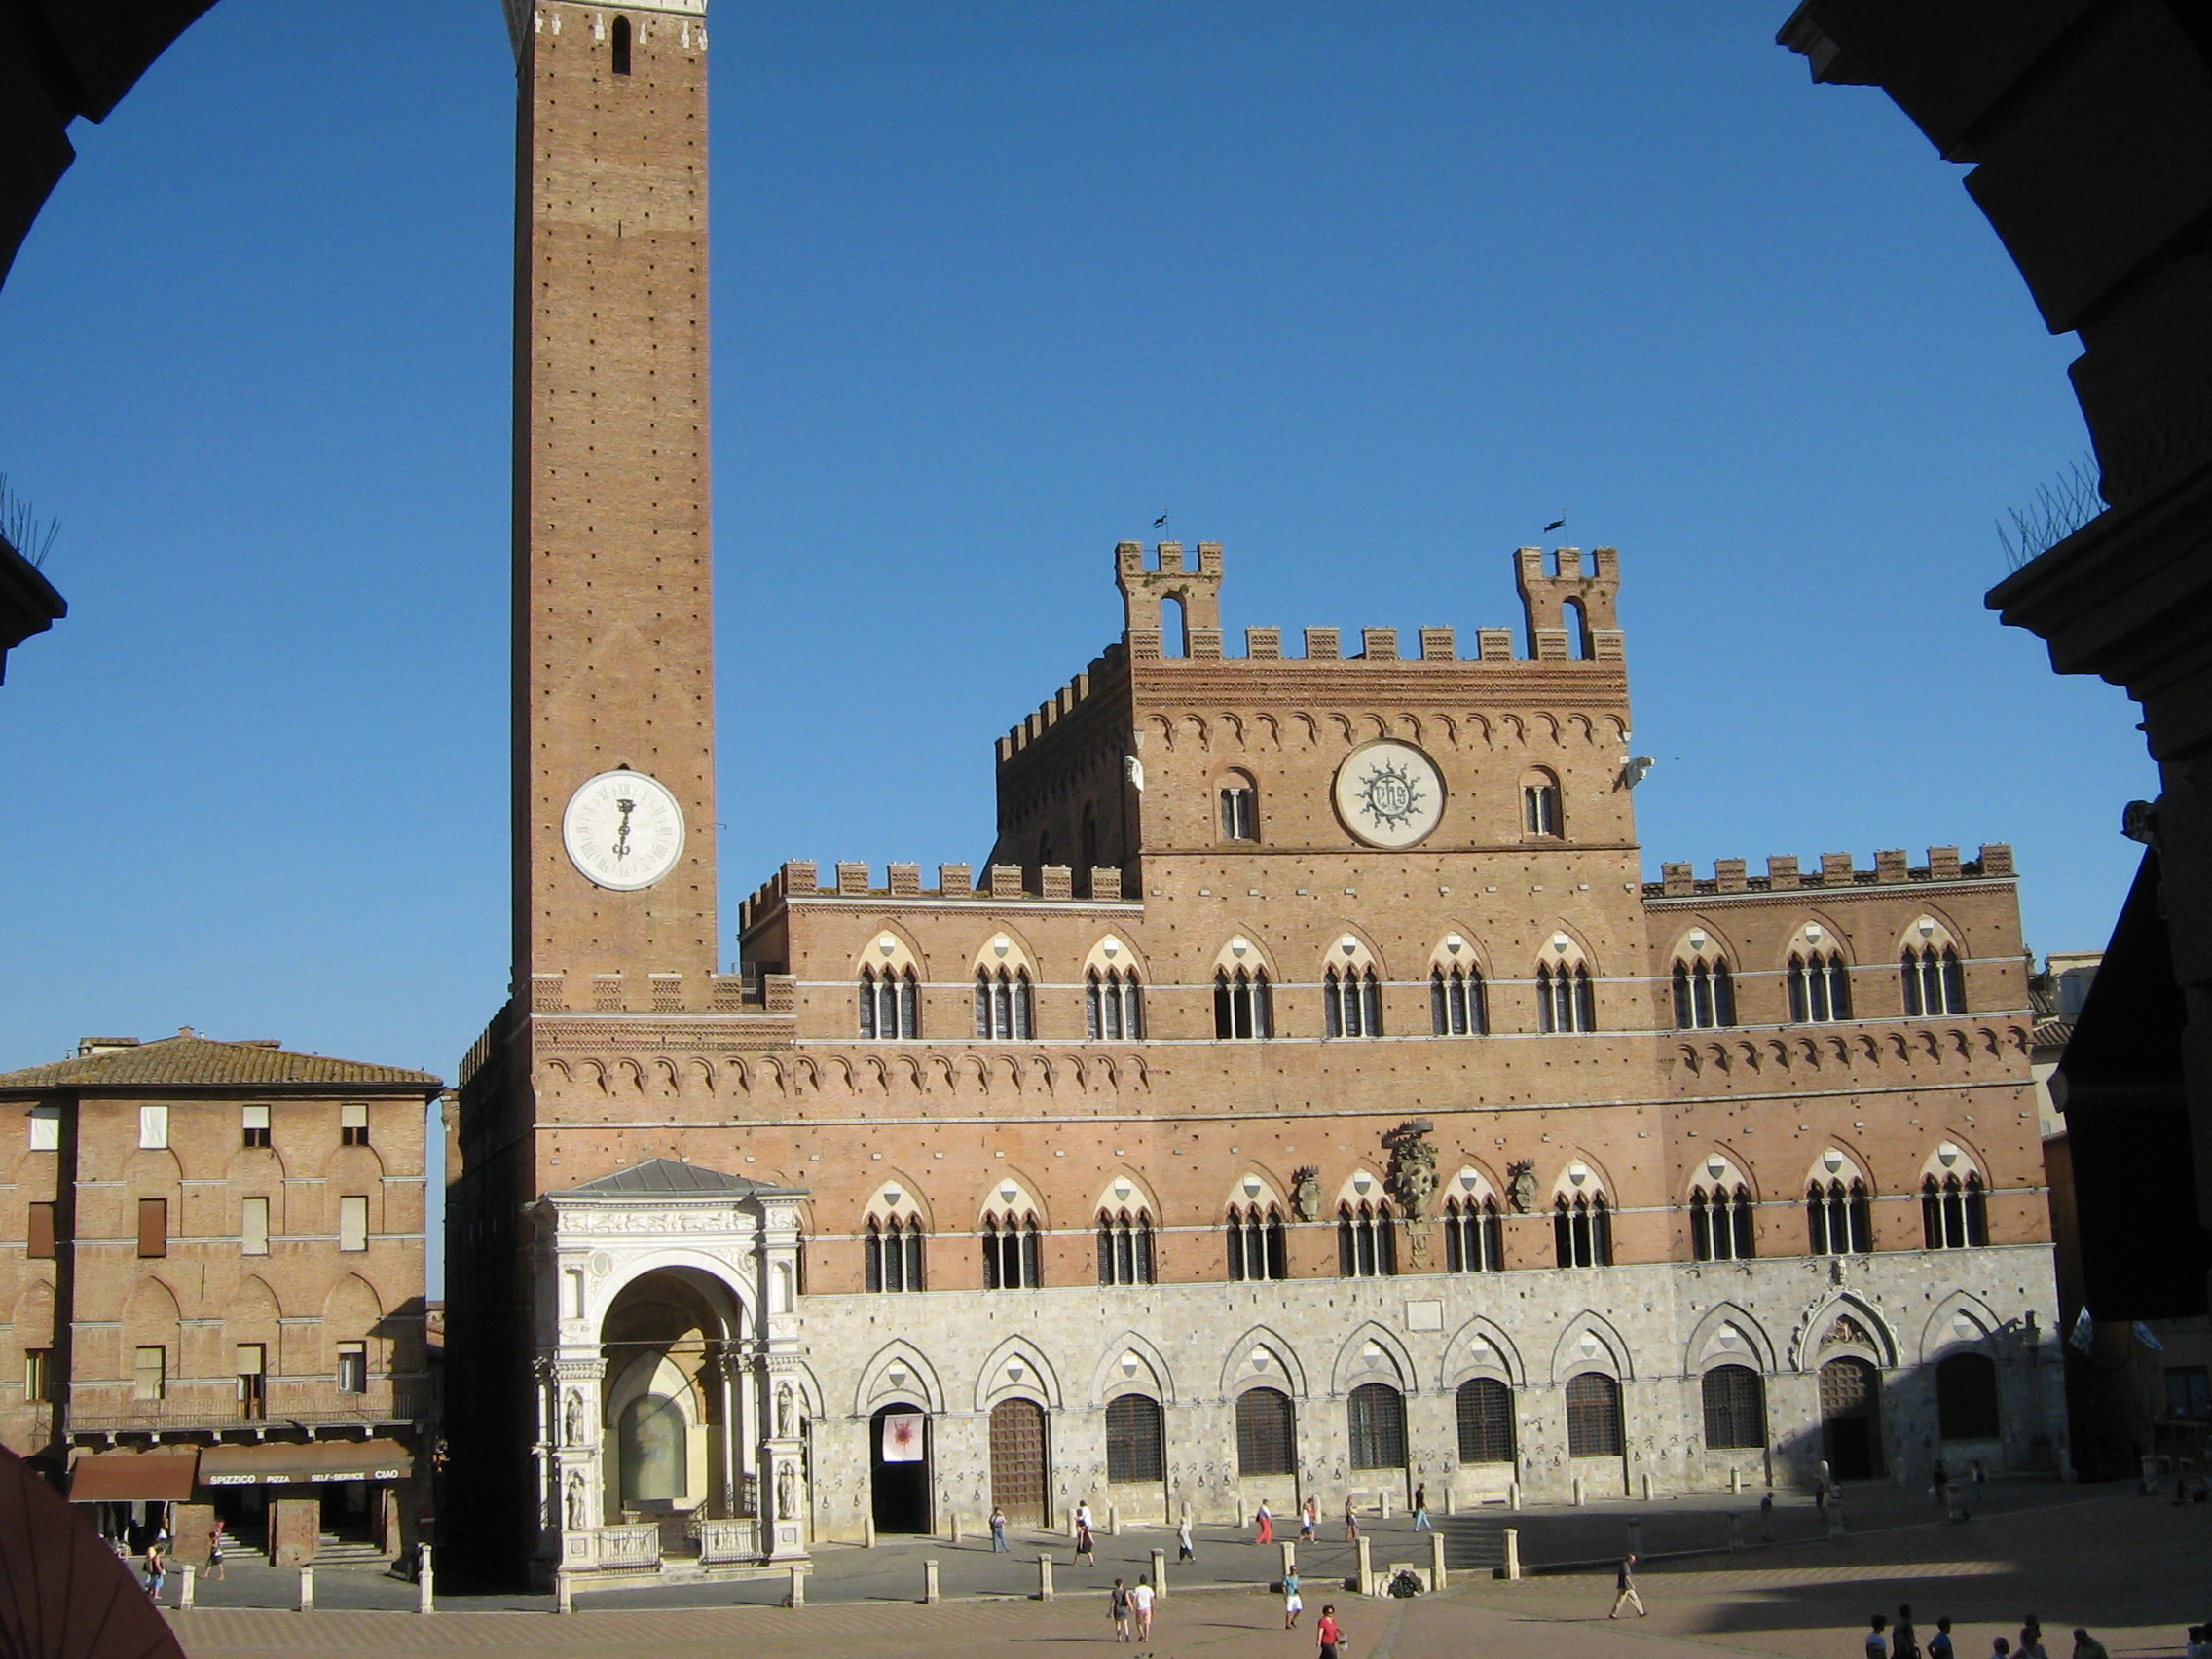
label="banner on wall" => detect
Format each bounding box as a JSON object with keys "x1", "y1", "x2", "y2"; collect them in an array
[{"x1": 881, "y1": 1413, "x2": 926, "y2": 1462}]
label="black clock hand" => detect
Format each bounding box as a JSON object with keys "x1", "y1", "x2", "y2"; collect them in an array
[{"x1": 613, "y1": 796, "x2": 636, "y2": 859}]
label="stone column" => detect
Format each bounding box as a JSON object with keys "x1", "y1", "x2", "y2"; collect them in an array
[
  {"x1": 755, "y1": 1194, "x2": 813, "y2": 1561},
  {"x1": 544, "y1": 1353, "x2": 608, "y2": 1574}
]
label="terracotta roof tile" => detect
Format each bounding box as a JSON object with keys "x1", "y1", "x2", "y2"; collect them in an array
[{"x1": 0, "y1": 1034, "x2": 442, "y2": 1092}]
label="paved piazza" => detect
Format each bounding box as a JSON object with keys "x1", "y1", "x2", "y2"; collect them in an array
[{"x1": 163, "y1": 1482, "x2": 2206, "y2": 1659}]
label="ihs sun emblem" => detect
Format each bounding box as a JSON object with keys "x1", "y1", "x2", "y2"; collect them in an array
[{"x1": 1354, "y1": 757, "x2": 1422, "y2": 830}]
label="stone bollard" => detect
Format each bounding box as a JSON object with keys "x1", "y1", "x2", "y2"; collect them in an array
[
  {"x1": 948, "y1": 1513, "x2": 960, "y2": 1545},
  {"x1": 1444, "y1": 1479, "x2": 1456, "y2": 1517},
  {"x1": 864, "y1": 1513, "x2": 877, "y2": 1549},
  {"x1": 1730, "y1": 1466, "x2": 1744, "y2": 1495},
  {"x1": 178, "y1": 1564, "x2": 196, "y2": 1611},
  {"x1": 1038, "y1": 1554, "x2": 1055, "y2": 1602},
  {"x1": 1151, "y1": 1548, "x2": 1166, "y2": 1596},
  {"x1": 418, "y1": 1544, "x2": 435, "y2": 1615},
  {"x1": 1501, "y1": 1527, "x2": 1522, "y2": 1582},
  {"x1": 1355, "y1": 1535, "x2": 1374, "y2": 1597},
  {"x1": 297, "y1": 1566, "x2": 314, "y2": 1612},
  {"x1": 1428, "y1": 1528, "x2": 1448, "y2": 1592},
  {"x1": 1279, "y1": 1540, "x2": 1297, "y2": 1580},
  {"x1": 1642, "y1": 1472, "x2": 1656, "y2": 1501},
  {"x1": 555, "y1": 1570, "x2": 573, "y2": 1615},
  {"x1": 788, "y1": 1565, "x2": 807, "y2": 1608},
  {"x1": 1109, "y1": 1504, "x2": 1122, "y2": 1536},
  {"x1": 1572, "y1": 1476, "x2": 1586, "y2": 1507},
  {"x1": 1509, "y1": 1480, "x2": 1523, "y2": 1512},
  {"x1": 1378, "y1": 1489, "x2": 1392, "y2": 1520},
  {"x1": 924, "y1": 1559, "x2": 940, "y2": 1604}
]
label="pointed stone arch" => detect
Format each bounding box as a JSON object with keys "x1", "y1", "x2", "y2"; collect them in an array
[
  {"x1": 1791, "y1": 1291, "x2": 1898, "y2": 1371},
  {"x1": 1090, "y1": 1332, "x2": 1176, "y2": 1406},
  {"x1": 1685, "y1": 1301, "x2": 1777, "y2": 1374},
  {"x1": 1331, "y1": 1322, "x2": 1414, "y2": 1395},
  {"x1": 861, "y1": 1170, "x2": 933, "y2": 1230},
  {"x1": 1440, "y1": 1314, "x2": 1525, "y2": 1389},
  {"x1": 1548, "y1": 1309, "x2": 1635, "y2": 1383},
  {"x1": 974, "y1": 1334, "x2": 1062, "y2": 1412},
  {"x1": 1218, "y1": 1325, "x2": 1308, "y2": 1399},
  {"x1": 1918, "y1": 1290, "x2": 2006, "y2": 1365},
  {"x1": 854, "y1": 1340, "x2": 946, "y2": 1416}
]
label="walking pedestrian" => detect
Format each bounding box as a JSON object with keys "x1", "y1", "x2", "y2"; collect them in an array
[
  {"x1": 1283, "y1": 1566, "x2": 1303, "y2": 1629},
  {"x1": 2071, "y1": 1630, "x2": 2109, "y2": 1659},
  {"x1": 1131, "y1": 1574, "x2": 1155, "y2": 1640},
  {"x1": 1316, "y1": 1604, "x2": 1345, "y2": 1659},
  {"x1": 1412, "y1": 1482, "x2": 1431, "y2": 1531},
  {"x1": 1971, "y1": 1460, "x2": 1987, "y2": 1503},
  {"x1": 990, "y1": 1505, "x2": 1010, "y2": 1553},
  {"x1": 1076, "y1": 1499, "x2": 1096, "y2": 1538},
  {"x1": 1931, "y1": 1616, "x2": 1956, "y2": 1659},
  {"x1": 142, "y1": 1542, "x2": 166, "y2": 1602},
  {"x1": 1866, "y1": 1613, "x2": 1891, "y2": 1659},
  {"x1": 1343, "y1": 1496, "x2": 1359, "y2": 1541},
  {"x1": 1300, "y1": 1497, "x2": 1318, "y2": 1541},
  {"x1": 1110, "y1": 1577, "x2": 1131, "y2": 1642},
  {"x1": 1609, "y1": 1553, "x2": 1647, "y2": 1619},
  {"x1": 1176, "y1": 1511, "x2": 1195, "y2": 1563},
  {"x1": 1255, "y1": 1499, "x2": 1274, "y2": 1546},
  {"x1": 2020, "y1": 1615, "x2": 2047, "y2": 1659},
  {"x1": 1814, "y1": 1474, "x2": 1830, "y2": 1511},
  {"x1": 1896, "y1": 1604, "x2": 1922, "y2": 1659},
  {"x1": 1076, "y1": 1513, "x2": 1097, "y2": 1565},
  {"x1": 206, "y1": 1519, "x2": 228, "y2": 1582},
  {"x1": 1931, "y1": 1460, "x2": 1950, "y2": 1510},
  {"x1": 1759, "y1": 1490, "x2": 1775, "y2": 1541}
]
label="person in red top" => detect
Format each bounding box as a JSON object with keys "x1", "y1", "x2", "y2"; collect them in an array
[{"x1": 1317, "y1": 1604, "x2": 1345, "y2": 1659}]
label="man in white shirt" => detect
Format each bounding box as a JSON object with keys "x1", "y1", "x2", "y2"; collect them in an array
[{"x1": 1130, "y1": 1575, "x2": 1156, "y2": 1640}]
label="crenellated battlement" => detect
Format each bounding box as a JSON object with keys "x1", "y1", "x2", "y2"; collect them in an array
[
  {"x1": 995, "y1": 647, "x2": 1121, "y2": 762},
  {"x1": 1106, "y1": 538, "x2": 1621, "y2": 670},
  {"x1": 1642, "y1": 843, "x2": 2016, "y2": 900},
  {"x1": 738, "y1": 859, "x2": 1138, "y2": 933}
]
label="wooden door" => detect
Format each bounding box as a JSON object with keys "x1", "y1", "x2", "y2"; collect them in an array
[{"x1": 989, "y1": 1398, "x2": 1050, "y2": 1527}]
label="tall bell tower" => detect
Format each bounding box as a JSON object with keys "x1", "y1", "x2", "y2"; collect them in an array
[{"x1": 507, "y1": 0, "x2": 718, "y2": 999}]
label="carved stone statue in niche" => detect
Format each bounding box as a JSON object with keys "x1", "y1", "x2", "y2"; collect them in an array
[
  {"x1": 1382, "y1": 1119, "x2": 1438, "y2": 1218},
  {"x1": 1506, "y1": 1159, "x2": 1538, "y2": 1214},
  {"x1": 566, "y1": 1471, "x2": 587, "y2": 1532},
  {"x1": 1291, "y1": 1166, "x2": 1323, "y2": 1222},
  {"x1": 564, "y1": 1388, "x2": 585, "y2": 1447},
  {"x1": 776, "y1": 1460, "x2": 798, "y2": 1521},
  {"x1": 776, "y1": 1382, "x2": 795, "y2": 1438}
]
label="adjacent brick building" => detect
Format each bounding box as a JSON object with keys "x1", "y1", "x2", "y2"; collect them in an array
[
  {"x1": 0, "y1": 1032, "x2": 441, "y2": 1566},
  {"x1": 447, "y1": 0, "x2": 2066, "y2": 1591}
]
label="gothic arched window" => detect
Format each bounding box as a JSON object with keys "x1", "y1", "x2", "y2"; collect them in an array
[
  {"x1": 981, "y1": 1211, "x2": 1043, "y2": 1289},
  {"x1": 1690, "y1": 1185, "x2": 1756, "y2": 1262},
  {"x1": 1431, "y1": 964, "x2": 1488, "y2": 1035},
  {"x1": 1219, "y1": 773, "x2": 1258, "y2": 841},
  {"x1": 1324, "y1": 965, "x2": 1383, "y2": 1038},
  {"x1": 974, "y1": 967, "x2": 1034, "y2": 1041},
  {"x1": 1214, "y1": 967, "x2": 1272, "y2": 1039},
  {"x1": 1787, "y1": 951, "x2": 1853, "y2": 1022},
  {"x1": 1225, "y1": 1203, "x2": 1289, "y2": 1281},
  {"x1": 1086, "y1": 968, "x2": 1144, "y2": 1041},
  {"x1": 1095, "y1": 1208, "x2": 1155, "y2": 1286},
  {"x1": 1807, "y1": 1176, "x2": 1873, "y2": 1255},
  {"x1": 1901, "y1": 944, "x2": 1968, "y2": 1016},
  {"x1": 1553, "y1": 1193, "x2": 1612, "y2": 1267},
  {"x1": 1443, "y1": 1195, "x2": 1504, "y2": 1272},
  {"x1": 864, "y1": 1213, "x2": 927, "y2": 1293},
  {"x1": 1673, "y1": 956, "x2": 1737, "y2": 1029},
  {"x1": 1337, "y1": 1201, "x2": 1398, "y2": 1277},
  {"x1": 1537, "y1": 963, "x2": 1595, "y2": 1033},
  {"x1": 858, "y1": 965, "x2": 919, "y2": 1040},
  {"x1": 1921, "y1": 1171, "x2": 1989, "y2": 1249}
]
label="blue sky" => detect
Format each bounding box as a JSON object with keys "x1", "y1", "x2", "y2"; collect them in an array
[{"x1": 0, "y1": 3, "x2": 2146, "y2": 1092}]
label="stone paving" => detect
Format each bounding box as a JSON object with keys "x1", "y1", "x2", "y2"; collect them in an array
[{"x1": 162, "y1": 1480, "x2": 2212, "y2": 1659}]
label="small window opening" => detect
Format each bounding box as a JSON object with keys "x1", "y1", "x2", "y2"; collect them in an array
[{"x1": 611, "y1": 15, "x2": 632, "y2": 75}]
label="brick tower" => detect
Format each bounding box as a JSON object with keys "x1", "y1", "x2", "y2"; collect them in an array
[{"x1": 450, "y1": 0, "x2": 733, "y2": 1582}]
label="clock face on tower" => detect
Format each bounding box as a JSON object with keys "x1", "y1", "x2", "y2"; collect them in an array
[{"x1": 562, "y1": 769, "x2": 686, "y2": 891}]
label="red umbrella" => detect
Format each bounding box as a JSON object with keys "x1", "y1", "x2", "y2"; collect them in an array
[{"x1": 0, "y1": 1446, "x2": 181, "y2": 1659}]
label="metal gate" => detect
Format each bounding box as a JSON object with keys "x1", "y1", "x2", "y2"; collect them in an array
[{"x1": 989, "y1": 1398, "x2": 1050, "y2": 1526}]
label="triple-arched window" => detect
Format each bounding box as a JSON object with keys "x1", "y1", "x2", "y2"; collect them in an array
[
  {"x1": 1787, "y1": 950, "x2": 1853, "y2": 1022},
  {"x1": 1095, "y1": 1209, "x2": 1155, "y2": 1286},
  {"x1": 1807, "y1": 1176, "x2": 1873, "y2": 1254},
  {"x1": 858, "y1": 966, "x2": 919, "y2": 1040},
  {"x1": 1225, "y1": 1203, "x2": 1289, "y2": 1281},
  {"x1": 1324, "y1": 964, "x2": 1383, "y2": 1038},
  {"x1": 1673, "y1": 956, "x2": 1736, "y2": 1029},
  {"x1": 1922, "y1": 1171, "x2": 1989, "y2": 1249},
  {"x1": 1554, "y1": 1193, "x2": 1612, "y2": 1267},
  {"x1": 1086, "y1": 968, "x2": 1144, "y2": 1040},
  {"x1": 1901, "y1": 944, "x2": 1968, "y2": 1015},
  {"x1": 1443, "y1": 1194, "x2": 1504, "y2": 1272},
  {"x1": 1431, "y1": 965, "x2": 1487, "y2": 1035},
  {"x1": 864, "y1": 1214, "x2": 926, "y2": 1292},
  {"x1": 1689, "y1": 1185, "x2": 1755, "y2": 1261},
  {"x1": 974, "y1": 967, "x2": 1034, "y2": 1041},
  {"x1": 1214, "y1": 967, "x2": 1273, "y2": 1039},
  {"x1": 1537, "y1": 962, "x2": 1595, "y2": 1033},
  {"x1": 981, "y1": 1212, "x2": 1043, "y2": 1288},
  {"x1": 1338, "y1": 1201, "x2": 1398, "y2": 1276}
]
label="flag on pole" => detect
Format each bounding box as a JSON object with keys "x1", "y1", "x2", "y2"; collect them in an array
[
  {"x1": 1154, "y1": 511, "x2": 1169, "y2": 529},
  {"x1": 881, "y1": 1412, "x2": 926, "y2": 1461},
  {"x1": 2132, "y1": 1321, "x2": 2165, "y2": 1351},
  {"x1": 1543, "y1": 518, "x2": 1566, "y2": 532},
  {"x1": 2068, "y1": 1307, "x2": 2093, "y2": 1353}
]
